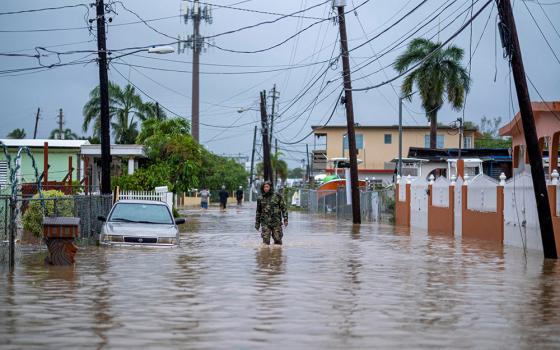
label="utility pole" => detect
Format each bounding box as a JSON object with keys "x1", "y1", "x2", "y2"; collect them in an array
[
  {"x1": 260, "y1": 91, "x2": 273, "y2": 184},
  {"x1": 335, "y1": 0, "x2": 361, "y2": 224},
  {"x1": 269, "y1": 84, "x2": 279, "y2": 145},
  {"x1": 58, "y1": 108, "x2": 64, "y2": 140},
  {"x1": 306, "y1": 143, "x2": 310, "y2": 182},
  {"x1": 457, "y1": 117, "x2": 463, "y2": 158},
  {"x1": 275, "y1": 138, "x2": 279, "y2": 187},
  {"x1": 249, "y1": 125, "x2": 257, "y2": 201},
  {"x1": 180, "y1": 0, "x2": 213, "y2": 143},
  {"x1": 33, "y1": 107, "x2": 40, "y2": 139},
  {"x1": 96, "y1": 0, "x2": 112, "y2": 195},
  {"x1": 496, "y1": 0, "x2": 557, "y2": 259}
]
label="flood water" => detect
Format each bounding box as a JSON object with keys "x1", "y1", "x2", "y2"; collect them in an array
[{"x1": 1, "y1": 205, "x2": 560, "y2": 349}]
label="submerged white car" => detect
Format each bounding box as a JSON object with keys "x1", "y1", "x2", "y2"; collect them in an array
[{"x1": 98, "y1": 200, "x2": 185, "y2": 247}]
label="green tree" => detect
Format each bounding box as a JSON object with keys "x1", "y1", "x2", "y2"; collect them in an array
[
  {"x1": 49, "y1": 128, "x2": 79, "y2": 140},
  {"x1": 256, "y1": 152, "x2": 289, "y2": 183},
  {"x1": 6, "y1": 128, "x2": 26, "y2": 139},
  {"x1": 394, "y1": 38, "x2": 470, "y2": 148},
  {"x1": 474, "y1": 116, "x2": 511, "y2": 148},
  {"x1": 288, "y1": 167, "x2": 304, "y2": 178},
  {"x1": 82, "y1": 82, "x2": 152, "y2": 144},
  {"x1": 141, "y1": 102, "x2": 167, "y2": 121}
]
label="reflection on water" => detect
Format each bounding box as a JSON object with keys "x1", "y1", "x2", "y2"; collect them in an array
[{"x1": 1, "y1": 206, "x2": 560, "y2": 349}]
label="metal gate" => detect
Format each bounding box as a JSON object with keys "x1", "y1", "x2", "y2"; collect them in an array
[{"x1": 410, "y1": 178, "x2": 428, "y2": 231}]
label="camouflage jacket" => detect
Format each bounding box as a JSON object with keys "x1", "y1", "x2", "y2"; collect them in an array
[{"x1": 255, "y1": 192, "x2": 288, "y2": 229}]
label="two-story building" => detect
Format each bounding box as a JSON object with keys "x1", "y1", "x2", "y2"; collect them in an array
[{"x1": 311, "y1": 124, "x2": 479, "y2": 183}]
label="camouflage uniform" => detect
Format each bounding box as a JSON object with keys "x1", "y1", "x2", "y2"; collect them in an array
[{"x1": 255, "y1": 186, "x2": 288, "y2": 245}]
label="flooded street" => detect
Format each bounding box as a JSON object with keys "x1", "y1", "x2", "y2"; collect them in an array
[{"x1": 1, "y1": 205, "x2": 560, "y2": 349}]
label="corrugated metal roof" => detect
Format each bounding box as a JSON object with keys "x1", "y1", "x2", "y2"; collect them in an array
[{"x1": 0, "y1": 139, "x2": 89, "y2": 148}]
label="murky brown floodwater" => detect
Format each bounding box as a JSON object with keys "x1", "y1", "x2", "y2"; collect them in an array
[{"x1": 1, "y1": 205, "x2": 560, "y2": 349}]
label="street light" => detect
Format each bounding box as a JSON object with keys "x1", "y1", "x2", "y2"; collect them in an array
[
  {"x1": 98, "y1": 45, "x2": 175, "y2": 195},
  {"x1": 237, "y1": 107, "x2": 259, "y2": 113}
]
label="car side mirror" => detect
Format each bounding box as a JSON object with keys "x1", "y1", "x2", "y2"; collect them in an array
[
  {"x1": 97, "y1": 216, "x2": 107, "y2": 222},
  {"x1": 175, "y1": 218, "x2": 186, "y2": 225}
]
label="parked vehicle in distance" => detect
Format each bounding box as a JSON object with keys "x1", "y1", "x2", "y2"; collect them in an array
[{"x1": 98, "y1": 200, "x2": 185, "y2": 247}]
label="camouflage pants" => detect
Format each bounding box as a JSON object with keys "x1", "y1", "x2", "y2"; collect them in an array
[{"x1": 261, "y1": 225, "x2": 283, "y2": 245}]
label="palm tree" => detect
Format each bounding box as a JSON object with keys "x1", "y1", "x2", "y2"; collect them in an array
[
  {"x1": 394, "y1": 38, "x2": 470, "y2": 148},
  {"x1": 141, "y1": 102, "x2": 167, "y2": 121},
  {"x1": 82, "y1": 82, "x2": 151, "y2": 144},
  {"x1": 49, "y1": 128, "x2": 79, "y2": 140},
  {"x1": 6, "y1": 128, "x2": 26, "y2": 139},
  {"x1": 256, "y1": 152, "x2": 288, "y2": 185}
]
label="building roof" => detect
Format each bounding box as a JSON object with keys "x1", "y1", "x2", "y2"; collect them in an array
[
  {"x1": 312, "y1": 124, "x2": 478, "y2": 132},
  {"x1": 499, "y1": 101, "x2": 560, "y2": 136},
  {"x1": 80, "y1": 144, "x2": 146, "y2": 157},
  {"x1": 407, "y1": 147, "x2": 511, "y2": 162},
  {"x1": 0, "y1": 139, "x2": 89, "y2": 148}
]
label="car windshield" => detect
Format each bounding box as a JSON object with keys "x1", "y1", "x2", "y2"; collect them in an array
[{"x1": 109, "y1": 203, "x2": 173, "y2": 224}]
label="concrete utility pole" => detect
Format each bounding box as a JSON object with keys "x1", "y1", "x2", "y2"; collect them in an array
[
  {"x1": 180, "y1": 0, "x2": 213, "y2": 143},
  {"x1": 260, "y1": 91, "x2": 273, "y2": 184},
  {"x1": 335, "y1": 0, "x2": 361, "y2": 224},
  {"x1": 58, "y1": 109, "x2": 64, "y2": 140},
  {"x1": 33, "y1": 107, "x2": 40, "y2": 139},
  {"x1": 96, "y1": 0, "x2": 112, "y2": 195},
  {"x1": 496, "y1": 0, "x2": 557, "y2": 259},
  {"x1": 249, "y1": 125, "x2": 257, "y2": 201},
  {"x1": 269, "y1": 84, "x2": 279, "y2": 145}
]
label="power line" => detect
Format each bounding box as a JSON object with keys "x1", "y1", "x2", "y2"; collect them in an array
[
  {"x1": 182, "y1": 0, "x2": 325, "y2": 20},
  {"x1": 0, "y1": 4, "x2": 89, "y2": 16},
  {"x1": 351, "y1": 0, "x2": 494, "y2": 92},
  {"x1": 521, "y1": 0, "x2": 560, "y2": 65}
]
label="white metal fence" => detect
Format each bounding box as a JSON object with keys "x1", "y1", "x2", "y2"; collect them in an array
[
  {"x1": 410, "y1": 178, "x2": 428, "y2": 231},
  {"x1": 467, "y1": 174, "x2": 499, "y2": 212},
  {"x1": 503, "y1": 172, "x2": 543, "y2": 251},
  {"x1": 454, "y1": 176, "x2": 463, "y2": 237},
  {"x1": 118, "y1": 190, "x2": 173, "y2": 209},
  {"x1": 432, "y1": 177, "x2": 450, "y2": 208}
]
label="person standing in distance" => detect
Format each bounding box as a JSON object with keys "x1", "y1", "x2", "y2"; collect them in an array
[
  {"x1": 218, "y1": 185, "x2": 229, "y2": 211},
  {"x1": 255, "y1": 181, "x2": 288, "y2": 245},
  {"x1": 199, "y1": 187, "x2": 210, "y2": 210},
  {"x1": 236, "y1": 186, "x2": 244, "y2": 206}
]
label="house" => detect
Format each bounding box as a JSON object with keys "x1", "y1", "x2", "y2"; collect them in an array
[
  {"x1": 0, "y1": 139, "x2": 89, "y2": 189},
  {"x1": 499, "y1": 101, "x2": 560, "y2": 175},
  {"x1": 405, "y1": 147, "x2": 512, "y2": 180},
  {"x1": 311, "y1": 124, "x2": 479, "y2": 183},
  {"x1": 80, "y1": 144, "x2": 146, "y2": 190}
]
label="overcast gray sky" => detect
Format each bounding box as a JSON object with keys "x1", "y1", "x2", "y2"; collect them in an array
[{"x1": 1, "y1": 0, "x2": 559, "y2": 167}]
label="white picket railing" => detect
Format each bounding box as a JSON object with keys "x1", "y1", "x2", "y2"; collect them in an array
[
  {"x1": 467, "y1": 174, "x2": 499, "y2": 212},
  {"x1": 432, "y1": 176, "x2": 451, "y2": 208},
  {"x1": 118, "y1": 190, "x2": 173, "y2": 209}
]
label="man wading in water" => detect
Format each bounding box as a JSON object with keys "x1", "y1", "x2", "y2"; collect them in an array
[{"x1": 255, "y1": 181, "x2": 288, "y2": 245}]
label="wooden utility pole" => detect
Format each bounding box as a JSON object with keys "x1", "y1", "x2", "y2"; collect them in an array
[
  {"x1": 96, "y1": 0, "x2": 112, "y2": 195},
  {"x1": 33, "y1": 108, "x2": 40, "y2": 139},
  {"x1": 269, "y1": 84, "x2": 279, "y2": 145},
  {"x1": 260, "y1": 91, "x2": 273, "y2": 184},
  {"x1": 496, "y1": 0, "x2": 557, "y2": 259},
  {"x1": 306, "y1": 143, "x2": 310, "y2": 182},
  {"x1": 336, "y1": 1, "x2": 361, "y2": 224},
  {"x1": 249, "y1": 125, "x2": 257, "y2": 201}
]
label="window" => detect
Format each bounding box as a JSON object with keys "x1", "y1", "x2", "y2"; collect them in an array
[
  {"x1": 343, "y1": 134, "x2": 364, "y2": 149},
  {"x1": 109, "y1": 203, "x2": 173, "y2": 224},
  {"x1": 424, "y1": 134, "x2": 444, "y2": 148},
  {"x1": 463, "y1": 136, "x2": 473, "y2": 149},
  {"x1": 0, "y1": 161, "x2": 7, "y2": 189},
  {"x1": 384, "y1": 134, "x2": 392, "y2": 144}
]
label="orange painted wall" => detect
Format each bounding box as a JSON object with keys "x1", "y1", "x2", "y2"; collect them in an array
[
  {"x1": 461, "y1": 186, "x2": 504, "y2": 243},
  {"x1": 546, "y1": 186, "x2": 560, "y2": 255},
  {"x1": 395, "y1": 183, "x2": 410, "y2": 227},
  {"x1": 428, "y1": 185, "x2": 454, "y2": 235}
]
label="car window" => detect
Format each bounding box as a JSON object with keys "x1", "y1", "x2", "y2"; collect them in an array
[{"x1": 109, "y1": 203, "x2": 173, "y2": 224}]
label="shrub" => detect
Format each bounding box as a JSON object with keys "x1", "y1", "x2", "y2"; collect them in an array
[{"x1": 22, "y1": 190, "x2": 74, "y2": 237}]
